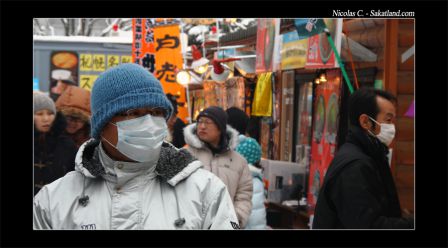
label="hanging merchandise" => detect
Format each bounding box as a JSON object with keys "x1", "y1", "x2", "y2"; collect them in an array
[
  {"x1": 190, "y1": 90, "x2": 205, "y2": 121},
  {"x1": 203, "y1": 80, "x2": 225, "y2": 107},
  {"x1": 251, "y1": 72, "x2": 273, "y2": 117},
  {"x1": 260, "y1": 118, "x2": 271, "y2": 159},
  {"x1": 307, "y1": 69, "x2": 342, "y2": 219},
  {"x1": 225, "y1": 77, "x2": 246, "y2": 110},
  {"x1": 202, "y1": 76, "x2": 245, "y2": 110}
]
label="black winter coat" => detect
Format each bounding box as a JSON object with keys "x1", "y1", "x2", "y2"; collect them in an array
[
  {"x1": 171, "y1": 117, "x2": 186, "y2": 149},
  {"x1": 34, "y1": 112, "x2": 78, "y2": 195},
  {"x1": 312, "y1": 126, "x2": 414, "y2": 229}
]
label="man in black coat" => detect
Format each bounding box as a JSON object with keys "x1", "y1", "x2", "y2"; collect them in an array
[{"x1": 312, "y1": 87, "x2": 414, "y2": 229}]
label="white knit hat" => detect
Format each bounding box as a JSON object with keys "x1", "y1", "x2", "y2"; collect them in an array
[{"x1": 34, "y1": 93, "x2": 56, "y2": 114}]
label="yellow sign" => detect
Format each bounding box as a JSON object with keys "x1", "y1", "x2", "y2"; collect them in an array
[
  {"x1": 80, "y1": 75, "x2": 98, "y2": 91},
  {"x1": 80, "y1": 54, "x2": 93, "y2": 71},
  {"x1": 93, "y1": 54, "x2": 106, "y2": 71},
  {"x1": 281, "y1": 32, "x2": 308, "y2": 70},
  {"x1": 252, "y1": 72, "x2": 273, "y2": 116},
  {"x1": 107, "y1": 55, "x2": 120, "y2": 68},
  {"x1": 121, "y1": 56, "x2": 132, "y2": 64}
]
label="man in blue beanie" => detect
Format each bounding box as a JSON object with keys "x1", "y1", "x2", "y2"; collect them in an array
[{"x1": 34, "y1": 63, "x2": 239, "y2": 230}]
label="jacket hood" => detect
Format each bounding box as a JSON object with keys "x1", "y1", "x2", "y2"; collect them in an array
[
  {"x1": 74, "y1": 139, "x2": 202, "y2": 186},
  {"x1": 34, "y1": 111, "x2": 67, "y2": 138},
  {"x1": 184, "y1": 123, "x2": 240, "y2": 151}
]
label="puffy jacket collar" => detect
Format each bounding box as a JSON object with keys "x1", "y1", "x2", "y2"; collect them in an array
[
  {"x1": 75, "y1": 139, "x2": 202, "y2": 186},
  {"x1": 184, "y1": 123, "x2": 240, "y2": 152}
]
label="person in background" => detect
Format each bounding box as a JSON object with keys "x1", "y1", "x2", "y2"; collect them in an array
[
  {"x1": 165, "y1": 93, "x2": 186, "y2": 149},
  {"x1": 226, "y1": 107, "x2": 249, "y2": 136},
  {"x1": 33, "y1": 63, "x2": 239, "y2": 230},
  {"x1": 50, "y1": 76, "x2": 77, "y2": 102},
  {"x1": 55, "y1": 85, "x2": 91, "y2": 148},
  {"x1": 235, "y1": 136, "x2": 267, "y2": 230},
  {"x1": 312, "y1": 87, "x2": 414, "y2": 229},
  {"x1": 184, "y1": 106, "x2": 253, "y2": 228},
  {"x1": 34, "y1": 92, "x2": 77, "y2": 195}
]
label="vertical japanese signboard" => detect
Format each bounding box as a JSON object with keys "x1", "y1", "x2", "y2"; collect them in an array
[
  {"x1": 132, "y1": 18, "x2": 156, "y2": 72},
  {"x1": 308, "y1": 69, "x2": 342, "y2": 222},
  {"x1": 153, "y1": 22, "x2": 187, "y2": 122}
]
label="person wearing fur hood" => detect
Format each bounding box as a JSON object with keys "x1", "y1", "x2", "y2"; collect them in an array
[
  {"x1": 55, "y1": 85, "x2": 92, "y2": 148},
  {"x1": 184, "y1": 106, "x2": 253, "y2": 228},
  {"x1": 33, "y1": 64, "x2": 239, "y2": 230}
]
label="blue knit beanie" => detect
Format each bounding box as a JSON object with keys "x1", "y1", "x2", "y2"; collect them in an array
[
  {"x1": 90, "y1": 63, "x2": 173, "y2": 139},
  {"x1": 236, "y1": 135, "x2": 262, "y2": 165}
]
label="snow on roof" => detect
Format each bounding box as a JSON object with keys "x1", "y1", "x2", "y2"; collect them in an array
[{"x1": 33, "y1": 35, "x2": 132, "y2": 44}]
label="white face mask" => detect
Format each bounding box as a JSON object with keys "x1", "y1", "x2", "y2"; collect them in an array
[
  {"x1": 368, "y1": 116, "x2": 396, "y2": 146},
  {"x1": 102, "y1": 114, "x2": 168, "y2": 163}
]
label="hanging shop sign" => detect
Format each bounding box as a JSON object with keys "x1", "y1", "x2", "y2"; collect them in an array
[
  {"x1": 305, "y1": 19, "x2": 342, "y2": 69},
  {"x1": 307, "y1": 69, "x2": 342, "y2": 219},
  {"x1": 153, "y1": 23, "x2": 188, "y2": 122},
  {"x1": 255, "y1": 19, "x2": 280, "y2": 73},
  {"x1": 281, "y1": 31, "x2": 308, "y2": 70},
  {"x1": 132, "y1": 18, "x2": 156, "y2": 72}
]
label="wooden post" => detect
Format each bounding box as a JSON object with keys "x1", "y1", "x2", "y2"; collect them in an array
[
  {"x1": 384, "y1": 19, "x2": 398, "y2": 94},
  {"x1": 384, "y1": 19, "x2": 399, "y2": 176}
]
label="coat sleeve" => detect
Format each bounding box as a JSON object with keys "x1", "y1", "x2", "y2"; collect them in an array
[
  {"x1": 202, "y1": 177, "x2": 241, "y2": 230},
  {"x1": 33, "y1": 187, "x2": 52, "y2": 229},
  {"x1": 330, "y1": 162, "x2": 414, "y2": 229},
  {"x1": 232, "y1": 159, "x2": 253, "y2": 228}
]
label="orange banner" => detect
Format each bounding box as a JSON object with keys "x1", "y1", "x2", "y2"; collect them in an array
[
  {"x1": 132, "y1": 18, "x2": 155, "y2": 72},
  {"x1": 153, "y1": 24, "x2": 187, "y2": 122}
]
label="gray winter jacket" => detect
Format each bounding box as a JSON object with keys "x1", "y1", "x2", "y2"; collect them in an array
[
  {"x1": 33, "y1": 139, "x2": 240, "y2": 230},
  {"x1": 184, "y1": 124, "x2": 253, "y2": 228}
]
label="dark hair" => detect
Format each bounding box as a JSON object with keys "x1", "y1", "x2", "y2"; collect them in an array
[
  {"x1": 348, "y1": 87, "x2": 396, "y2": 128},
  {"x1": 226, "y1": 107, "x2": 249, "y2": 135}
]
